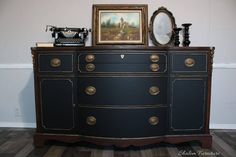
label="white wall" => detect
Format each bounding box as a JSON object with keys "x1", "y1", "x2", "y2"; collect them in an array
[{"x1": 0, "y1": 0, "x2": 236, "y2": 128}]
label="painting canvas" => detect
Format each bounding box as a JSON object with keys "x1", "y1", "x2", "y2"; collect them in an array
[
  {"x1": 99, "y1": 11, "x2": 142, "y2": 43},
  {"x1": 92, "y1": 5, "x2": 148, "y2": 45}
]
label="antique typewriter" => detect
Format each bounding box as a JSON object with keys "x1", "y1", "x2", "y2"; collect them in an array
[{"x1": 46, "y1": 25, "x2": 90, "y2": 46}]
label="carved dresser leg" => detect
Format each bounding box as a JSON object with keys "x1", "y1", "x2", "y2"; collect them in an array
[
  {"x1": 200, "y1": 136, "x2": 212, "y2": 149},
  {"x1": 34, "y1": 134, "x2": 45, "y2": 147}
]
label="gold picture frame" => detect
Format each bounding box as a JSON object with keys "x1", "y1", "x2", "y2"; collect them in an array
[{"x1": 92, "y1": 4, "x2": 148, "y2": 46}]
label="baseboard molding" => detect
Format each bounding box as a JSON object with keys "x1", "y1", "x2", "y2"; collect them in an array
[
  {"x1": 0, "y1": 63, "x2": 235, "y2": 69},
  {"x1": 0, "y1": 122, "x2": 36, "y2": 128},
  {"x1": 210, "y1": 124, "x2": 236, "y2": 129},
  {"x1": 0, "y1": 122, "x2": 235, "y2": 129}
]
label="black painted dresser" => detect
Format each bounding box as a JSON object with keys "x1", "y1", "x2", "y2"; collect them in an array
[{"x1": 31, "y1": 46, "x2": 214, "y2": 148}]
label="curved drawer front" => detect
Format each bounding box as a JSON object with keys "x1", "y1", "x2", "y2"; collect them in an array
[
  {"x1": 79, "y1": 63, "x2": 167, "y2": 73},
  {"x1": 171, "y1": 53, "x2": 207, "y2": 73},
  {"x1": 78, "y1": 77, "x2": 167, "y2": 106},
  {"x1": 39, "y1": 54, "x2": 73, "y2": 72},
  {"x1": 77, "y1": 107, "x2": 167, "y2": 138},
  {"x1": 79, "y1": 53, "x2": 167, "y2": 64},
  {"x1": 78, "y1": 53, "x2": 167, "y2": 73}
]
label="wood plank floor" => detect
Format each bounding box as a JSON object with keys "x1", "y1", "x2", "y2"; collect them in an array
[{"x1": 0, "y1": 128, "x2": 235, "y2": 157}]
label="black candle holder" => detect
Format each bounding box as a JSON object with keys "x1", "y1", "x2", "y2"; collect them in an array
[
  {"x1": 173, "y1": 27, "x2": 182, "y2": 47},
  {"x1": 182, "y1": 23, "x2": 192, "y2": 47}
]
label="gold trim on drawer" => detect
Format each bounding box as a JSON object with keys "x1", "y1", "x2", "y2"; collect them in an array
[
  {"x1": 86, "y1": 63, "x2": 95, "y2": 72},
  {"x1": 150, "y1": 64, "x2": 160, "y2": 72},
  {"x1": 85, "y1": 54, "x2": 95, "y2": 62},
  {"x1": 184, "y1": 58, "x2": 195, "y2": 67},
  {"x1": 85, "y1": 86, "x2": 96, "y2": 95},
  {"x1": 150, "y1": 54, "x2": 159, "y2": 62},
  {"x1": 50, "y1": 58, "x2": 61, "y2": 67},
  {"x1": 86, "y1": 116, "x2": 96, "y2": 126},
  {"x1": 149, "y1": 86, "x2": 160, "y2": 96},
  {"x1": 149, "y1": 116, "x2": 159, "y2": 125}
]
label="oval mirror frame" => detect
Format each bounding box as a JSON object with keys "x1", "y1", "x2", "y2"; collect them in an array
[{"x1": 149, "y1": 7, "x2": 176, "y2": 46}]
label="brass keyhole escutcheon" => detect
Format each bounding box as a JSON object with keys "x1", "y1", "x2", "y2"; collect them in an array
[
  {"x1": 150, "y1": 64, "x2": 160, "y2": 72},
  {"x1": 86, "y1": 63, "x2": 95, "y2": 72},
  {"x1": 85, "y1": 86, "x2": 96, "y2": 95},
  {"x1": 185, "y1": 58, "x2": 195, "y2": 67},
  {"x1": 50, "y1": 58, "x2": 61, "y2": 67},
  {"x1": 86, "y1": 116, "x2": 96, "y2": 126},
  {"x1": 149, "y1": 86, "x2": 160, "y2": 96},
  {"x1": 150, "y1": 54, "x2": 159, "y2": 62},
  {"x1": 149, "y1": 116, "x2": 159, "y2": 125},
  {"x1": 85, "y1": 54, "x2": 95, "y2": 62}
]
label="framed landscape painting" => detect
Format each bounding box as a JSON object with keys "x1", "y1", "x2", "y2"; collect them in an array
[{"x1": 92, "y1": 4, "x2": 148, "y2": 45}]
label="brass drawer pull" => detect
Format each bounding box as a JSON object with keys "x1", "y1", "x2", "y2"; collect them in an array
[
  {"x1": 50, "y1": 58, "x2": 61, "y2": 67},
  {"x1": 149, "y1": 86, "x2": 160, "y2": 96},
  {"x1": 86, "y1": 63, "x2": 95, "y2": 72},
  {"x1": 85, "y1": 54, "x2": 95, "y2": 62},
  {"x1": 150, "y1": 54, "x2": 159, "y2": 62},
  {"x1": 185, "y1": 58, "x2": 195, "y2": 67},
  {"x1": 150, "y1": 63, "x2": 160, "y2": 72},
  {"x1": 86, "y1": 116, "x2": 96, "y2": 126},
  {"x1": 85, "y1": 86, "x2": 96, "y2": 95},
  {"x1": 149, "y1": 116, "x2": 159, "y2": 125}
]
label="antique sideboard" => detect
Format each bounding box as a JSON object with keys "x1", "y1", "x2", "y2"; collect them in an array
[{"x1": 31, "y1": 46, "x2": 214, "y2": 148}]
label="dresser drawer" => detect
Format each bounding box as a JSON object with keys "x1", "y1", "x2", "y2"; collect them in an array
[
  {"x1": 171, "y1": 53, "x2": 207, "y2": 72},
  {"x1": 78, "y1": 53, "x2": 167, "y2": 73},
  {"x1": 78, "y1": 77, "x2": 167, "y2": 106},
  {"x1": 38, "y1": 54, "x2": 73, "y2": 72},
  {"x1": 79, "y1": 53, "x2": 167, "y2": 64},
  {"x1": 79, "y1": 63, "x2": 166, "y2": 73},
  {"x1": 77, "y1": 107, "x2": 167, "y2": 137}
]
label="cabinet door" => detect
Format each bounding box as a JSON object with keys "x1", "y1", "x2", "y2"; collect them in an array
[
  {"x1": 40, "y1": 79, "x2": 74, "y2": 130},
  {"x1": 170, "y1": 78, "x2": 207, "y2": 132}
]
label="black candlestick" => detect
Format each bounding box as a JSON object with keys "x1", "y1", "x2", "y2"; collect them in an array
[
  {"x1": 182, "y1": 23, "x2": 192, "y2": 47},
  {"x1": 173, "y1": 27, "x2": 182, "y2": 47}
]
